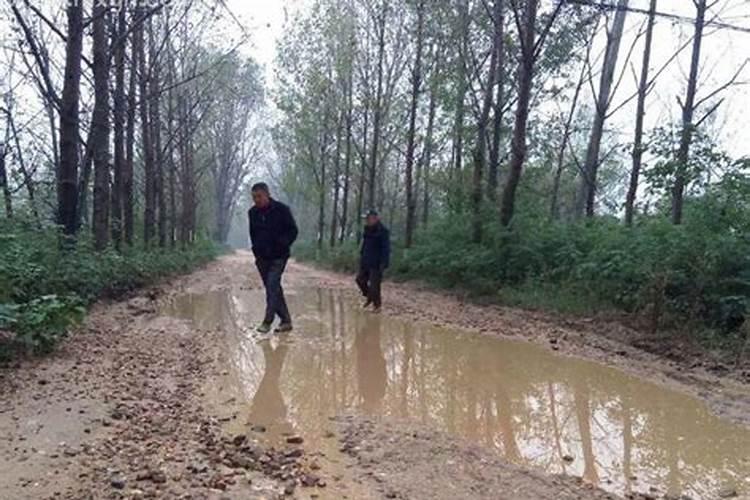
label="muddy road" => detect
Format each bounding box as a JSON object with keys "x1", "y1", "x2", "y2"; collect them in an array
[{"x1": 2, "y1": 252, "x2": 749, "y2": 500}]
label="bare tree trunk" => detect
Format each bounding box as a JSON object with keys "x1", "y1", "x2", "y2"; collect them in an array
[
  {"x1": 124, "y1": 25, "x2": 137, "y2": 246},
  {"x1": 471, "y1": 0, "x2": 502, "y2": 243},
  {"x1": 112, "y1": 7, "x2": 127, "y2": 249},
  {"x1": 551, "y1": 55, "x2": 588, "y2": 220},
  {"x1": 625, "y1": 0, "x2": 657, "y2": 226},
  {"x1": 136, "y1": 6, "x2": 155, "y2": 246},
  {"x1": 356, "y1": 104, "x2": 368, "y2": 245},
  {"x1": 149, "y1": 17, "x2": 166, "y2": 247},
  {"x1": 576, "y1": 0, "x2": 628, "y2": 218},
  {"x1": 330, "y1": 115, "x2": 343, "y2": 248},
  {"x1": 500, "y1": 0, "x2": 537, "y2": 228},
  {"x1": 57, "y1": 2, "x2": 84, "y2": 237},
  {"x1": 7, "y1": 110, "x2": 40, "y2": 223},
  {"x1": 672, "y1": 0, "x2": 706, "y2": 225},
  {"x1": 368, "y1": 0, "x2": 388, "y2": 210},
  {"x1": 404, "y1": 0, "x2": 425, "y2": 248},
  {"x1": 450, "y1": 0, "x2": 470, "y2": 203},
  {"x1": 92, "y1": 1, "x2": 111, "y2": 250},
  {"x1": 340, "y1": 72, "x2": 354, "y2": 244},
  {"x1": 422, "y1": 66, "x2": 438, "y2": 228},
  {"x1": 487, "y1": 0, "x2": 507, "y2": 204},
  {"x1": 0, "y1": 141, "x2": 11, "y2": 218}
]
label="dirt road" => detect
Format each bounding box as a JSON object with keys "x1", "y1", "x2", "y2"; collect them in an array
[{"x1": 1, "y1": 252, "x2": 749, "y2": 500}]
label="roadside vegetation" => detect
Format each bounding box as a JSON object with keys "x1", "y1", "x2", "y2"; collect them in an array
[
  {"x1": 298, "y1": 173, "x2": 750, "y2": 346},
  {"x1": 0, "y1": 218, "x2": 218, "y2": 358}
]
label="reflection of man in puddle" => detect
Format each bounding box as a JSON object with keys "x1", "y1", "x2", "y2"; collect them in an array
[
  {"x1": 248, "y1": 340, "x2": 293, "y2": 435},
  {"x1": 355, "y1": 315, "x2": 387, "y2": 413}
]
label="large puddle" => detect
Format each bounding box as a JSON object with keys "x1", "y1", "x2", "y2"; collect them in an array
[{"x1": 164, "y1": 287, "x2": 750, "y2": 499}]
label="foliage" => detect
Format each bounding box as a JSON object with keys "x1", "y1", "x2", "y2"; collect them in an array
[
  {"x1": 299, "y1": 187, "x2": 750, "y2": 336},
  {"x1": 0, "y1": 220, "x2": 218, "y2": 359}
]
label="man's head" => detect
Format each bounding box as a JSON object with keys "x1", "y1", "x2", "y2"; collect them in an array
[
  {"x1": 252, "y1": 183, "x2": 271, "y2": 208},
  {"x1": 364, "y1": 209, "x2": 380, "y2": 227}
]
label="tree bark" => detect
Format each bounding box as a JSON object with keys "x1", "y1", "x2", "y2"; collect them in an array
[
  {"x1": 124, "y1": 22, "x2": 137, "y2": 246},
  {"x1": 340, "y1": 69, "x2": 354, "y2": 244},
  {"x1": 450, "y1": 0, "x2": 470, "y2": 205},
  {"x1": 92, "y1": 1, "x2": 112, "y2": 250},
  {"x1": 471, "y1": 0, "x2": 502, "y2": 243},
  {"x1": 499, "y1": 0, "x2": 538, "y2": 228},
  {"x1": 404, "y1": 0, "x2": 425, "y2": 248},
  {"x1": 330, "y1": 114, "x2": 343, "y2": 248},
  {"x1": 150, "y1": 17, "x2": 166, "y2": 247},
  {"x1": 368, "y1": 0, "x2": 388, "y2": 210},
  {"x1": 625, "y1": 0, "x2": 656, "y2": 226},
  {"x1": 422, "y1": 62, "x2": 438, "y2": 228},
  {"x1": 672, "y1": 0, "x2": 706, "y2": 225},
  {"x1": 112, "y1": 6, "x2": 127, "y2": 249},
  {"x1": 0, "y1": 141, "x2": 11, "y2": 218},
  {"x1": 136, "y1": 6, "x2": 156, "y2": 246},
  {"x1": 57, "y1": 2, "x2": 84, "y2": 237},
  {"x1": 487, "y1": 0, "x2": 507, "y2": 204},
  {"x1": 576, "y1": 0, "x2": 628, "y2": 218}
]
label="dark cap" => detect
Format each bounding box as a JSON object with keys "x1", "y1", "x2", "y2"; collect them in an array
[{"x1": 364, "y1": 209, "x2": 379, "y2": 218}]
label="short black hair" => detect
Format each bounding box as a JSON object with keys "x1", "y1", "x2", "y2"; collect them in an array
[{"x1": 251, "y1": 182, "x2": 270, "y2": 194}]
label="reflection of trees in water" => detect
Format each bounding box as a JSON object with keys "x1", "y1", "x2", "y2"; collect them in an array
[{"x1": 225, "y1": 289, "x2": 750, "y2": 498}]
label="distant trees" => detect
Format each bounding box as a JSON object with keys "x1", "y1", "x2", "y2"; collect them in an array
[{"x1": 1, "y1": 1, "x2": 266, "y2": 247}]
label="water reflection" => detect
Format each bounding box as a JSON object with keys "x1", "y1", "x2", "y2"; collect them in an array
[
  {"x1": 164, "y1": 288, "x2": 750, "y2": 500},
  {"x1": 355, "y1": 315, "x2": 387, "y2": 413},
  {"x1": 247, "y1": 340, "x2": 293, "y2": 436}
]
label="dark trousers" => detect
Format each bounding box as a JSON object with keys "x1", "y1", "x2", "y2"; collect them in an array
[
  {"x1": 356, "y1": 267, "x2": 383, "y2": 307},
  {"x1": 256, "y1": 258, "x2": 291, "y2": 325}
]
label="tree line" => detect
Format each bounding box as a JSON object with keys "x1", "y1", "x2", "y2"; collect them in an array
[
  {"x1": 0, "y1": 0, "x2": 266, "y2": 248},
  {"x1": 274, "y1": 0, "x2": 747, "y2": 249}
]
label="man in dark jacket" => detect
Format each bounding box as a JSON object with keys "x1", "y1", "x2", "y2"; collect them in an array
[
  {"x1": 249, "y1": 183, "x2": 299, "y2": 333},
  {"x1": 356, "y1": 210, "x2": 391, "y2": 312}
]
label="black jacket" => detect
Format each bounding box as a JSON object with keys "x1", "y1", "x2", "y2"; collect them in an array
[
  {"x1": 360, "y1": 223, "x2": 391, "y2": 270},
  {"x1": 249, "y1": 199, "x2": 299, "y2": 260}
]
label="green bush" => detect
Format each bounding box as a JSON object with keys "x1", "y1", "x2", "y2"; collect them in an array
[
  {"x1": 0, "y1": 219, "x2": 219, "y2": 358},
  {"x1": 298, "y1": 195, "x2": 750, "y2": 337}
]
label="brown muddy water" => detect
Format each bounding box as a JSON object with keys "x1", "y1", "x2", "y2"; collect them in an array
[{"x1": 163, "y1": 287, "x2": 750, "y2": 500}]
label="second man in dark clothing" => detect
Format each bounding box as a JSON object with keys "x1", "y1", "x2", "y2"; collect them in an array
[
  {"x1": 357, "y1": 210, "x2": 391, "y2": 313},
  {"x1": 249, "y1": 183, "x2": 299, "y2": 334}
]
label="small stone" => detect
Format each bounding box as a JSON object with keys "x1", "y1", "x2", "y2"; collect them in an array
[
  {"x1": 232, "y1": 434, "x2": 247, "y2": 446},
  {"x1": 251, "y1": 425, "x2": 267, "y2": 433},
  {"x1": 284, "y1": 481, "x2": 296, "y2": 495},
  {"x1": 562, "y1": 455, "x2": 574, "y2": 463},
  {"x1": 286, "y1": 436, "x2": 304, "y2": 445},
  {"x1": 718, "y1": 488, "x2": 738, "y2": 498},
  {"x1": 111, "y1": 476, "x2": 126, "y2": 490}
]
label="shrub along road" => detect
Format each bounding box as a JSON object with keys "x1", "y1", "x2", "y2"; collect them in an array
[{"x1": 1, "y1": 252, "x2": 749, "y2": 499}]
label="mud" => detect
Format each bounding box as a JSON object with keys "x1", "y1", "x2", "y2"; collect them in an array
[
  {"x1": 164, "y1": 278, "x2": 750, "y2": 500},
  {"x1": 2, "y1": 252, "x2": 750, "y2": 500}
]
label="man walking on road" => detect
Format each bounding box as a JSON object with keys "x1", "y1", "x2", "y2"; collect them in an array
[
  {"x1": 357, "y1": 210, "x2": 391, "y2": 313},
  {"x1": 249, "y1": 183, "x2": 299, "y2": 334}
]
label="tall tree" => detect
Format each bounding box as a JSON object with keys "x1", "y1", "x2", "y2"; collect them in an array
[
  {"x1": 671, "y1": 0, "x2": 706, "y2": 225},
  {"x1": 471, "y1": 0, "x2": 503, "y2": 243},
  {"x1": 576, "y1": 0, "x2": 628, "y2": 218},
  {"x1": 487, "y1": 0, "x2": 507, "y2": 203},
  {"x1": 404, "y1": 0, "x2": 426, "y2": 248},
  {"x1": 92, "y1": 0, "x2": 112, "y2": 250},
  {"x1": 368, "y1": 0, "x2": 389, "y2": 209},
  {"x1": 625, "y1": 0, "x2": 657, "y2": 226},
  {"x1": 112, "y1": 6, "x2": 128, "y2": 248},
  {"x1": 57, "y1": 1, "x2": 84, "y2": 237},
  {"x1": 500, "y1": 0, "x2": 563, "y2": 227}
]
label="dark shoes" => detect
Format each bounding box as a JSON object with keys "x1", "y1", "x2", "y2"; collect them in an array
[{"x1": 275, "y1": 323, "x2": 293, "y2": 333}]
